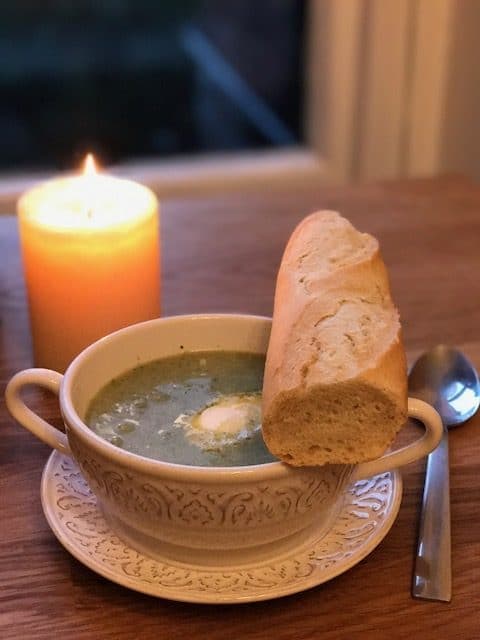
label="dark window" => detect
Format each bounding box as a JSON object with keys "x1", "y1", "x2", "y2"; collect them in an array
[{"x1": 0, "y1": 1, "x2": 306, "y2": 171}]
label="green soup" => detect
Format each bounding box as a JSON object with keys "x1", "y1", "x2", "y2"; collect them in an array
[{"x1": 86, "y1": 350, "x2": 277, "y2": 467}]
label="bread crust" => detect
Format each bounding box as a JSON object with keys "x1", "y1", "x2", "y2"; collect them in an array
[{"x1": 262, "y1": 211, "x2": 408, "y2": 466}]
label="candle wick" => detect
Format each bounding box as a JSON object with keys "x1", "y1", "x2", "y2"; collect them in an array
[{"x1": 87, "y1": 208, "x2": 93, "y2": 220}]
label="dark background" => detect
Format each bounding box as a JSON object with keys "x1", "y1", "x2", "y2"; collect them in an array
[{"x1": 0, "y1": 0, "x2": 305, "y2": 171}]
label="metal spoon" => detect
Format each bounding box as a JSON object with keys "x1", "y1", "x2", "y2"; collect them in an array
[{"x1": 409, "y1": 345, "x2": 480, "y2": 602}]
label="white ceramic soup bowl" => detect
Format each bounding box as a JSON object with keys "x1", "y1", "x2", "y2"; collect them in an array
[{"x1": 6, "y1": 314, "x2": 442, "y2": 564}]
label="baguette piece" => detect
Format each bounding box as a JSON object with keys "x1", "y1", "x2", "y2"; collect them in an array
[{"x1": 262, "y1": 211, "x2": 407, "y2": 466}]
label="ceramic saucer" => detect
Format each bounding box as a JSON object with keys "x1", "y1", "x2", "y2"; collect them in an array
[{"x1": 41, "y1": 451, "x2": 402, "y2": 604}]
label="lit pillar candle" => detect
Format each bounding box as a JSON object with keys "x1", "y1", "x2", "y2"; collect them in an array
[{"x1": 17, "y1": 155, "x2": 161, "y2": 372}]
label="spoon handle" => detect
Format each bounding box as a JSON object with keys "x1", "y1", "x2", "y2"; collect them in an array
[{"x1": 412, "y1": 425, "x2": 451, "y2": 602}]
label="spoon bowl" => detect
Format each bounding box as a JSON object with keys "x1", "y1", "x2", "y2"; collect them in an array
[{"x1": 409, "y1": 345, "x2": 480, "y2": 427}]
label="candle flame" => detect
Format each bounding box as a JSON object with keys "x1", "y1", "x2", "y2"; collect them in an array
[
  {"x1": 82, "y1": 154, "x2": 98, "y2": 221},
  {"x1": 83, "y1": 154, "x2": 98, "y2": 176}
]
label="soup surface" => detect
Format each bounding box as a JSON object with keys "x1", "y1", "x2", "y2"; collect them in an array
[{"x1": 86, "y1": 350, "x2": 277, "y2": 467}]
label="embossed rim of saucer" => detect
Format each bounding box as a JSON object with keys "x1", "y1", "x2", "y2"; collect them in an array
[{"x1": 40, "y1": 451, "x2": 403, "y2": 604}]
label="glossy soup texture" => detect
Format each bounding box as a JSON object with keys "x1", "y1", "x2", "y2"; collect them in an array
[{"x1": 86, "y1": 350, "x2": 277, "y2": 467}]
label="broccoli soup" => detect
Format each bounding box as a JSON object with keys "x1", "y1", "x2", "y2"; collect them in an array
[{"x1": 86, "y1": 350, "x2": 277, "y2": 467}]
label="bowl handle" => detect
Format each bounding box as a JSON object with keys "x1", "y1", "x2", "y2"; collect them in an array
[
  {"x1": 351, "y1": 397, "x2": 442, "y2": 481},
  {"x1": 5, "y1": 368, "x2": 71, "y2": 456}
]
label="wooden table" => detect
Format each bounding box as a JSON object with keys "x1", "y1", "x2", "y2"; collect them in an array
[{"x1": 1, "y1": 175, "x2": 479, "y2": 639}]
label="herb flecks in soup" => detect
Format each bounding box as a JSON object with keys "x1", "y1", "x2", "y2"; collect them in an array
[{"x1": 86, "y1": 351, "x2": 276, "y2": 467}]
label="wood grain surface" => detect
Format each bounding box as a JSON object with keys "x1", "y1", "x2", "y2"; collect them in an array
[{"x1": 1, "y1": 175, "x2": 479, "y2": 639}]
